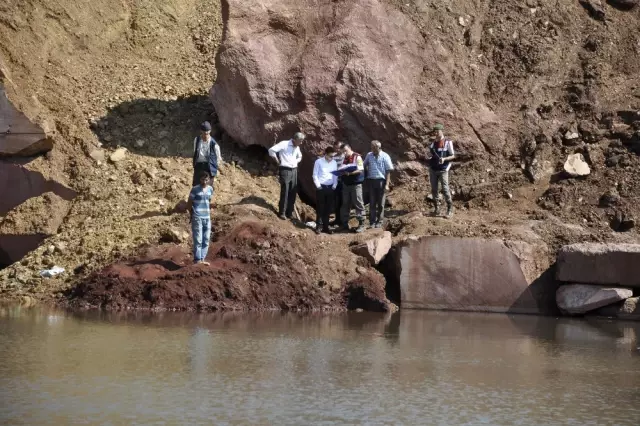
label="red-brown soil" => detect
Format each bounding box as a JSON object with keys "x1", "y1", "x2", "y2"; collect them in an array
[{"x1": 63, "y1": 220, "x2": 394, "y2": 312}]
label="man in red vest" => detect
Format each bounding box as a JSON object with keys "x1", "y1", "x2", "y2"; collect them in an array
[
  {"x1": 428, "y1": 124, "x2": 455, "y2": 218},
  {"x1": 339, "y1": 144, "x2": 365, "y2": 233}
]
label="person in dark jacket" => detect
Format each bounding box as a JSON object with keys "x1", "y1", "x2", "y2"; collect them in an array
[
  {"x1": 330, "y1": 142, "x2": 345, "y2": 226},
  {"x1": 192, "y1": 121, "x2": 221, "y2": 187},
  {"x1": 428, "y1": 123, "x2": 455, "y2": 218}
]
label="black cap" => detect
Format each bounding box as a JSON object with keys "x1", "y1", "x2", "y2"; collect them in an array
[{"x1": 201, "y1": 121, "x2": 212, "y2": 132}]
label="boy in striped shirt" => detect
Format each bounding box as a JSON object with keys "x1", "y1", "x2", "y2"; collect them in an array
[{"x1": 186, "y1": 171, "x2": 215, "y2": 265}]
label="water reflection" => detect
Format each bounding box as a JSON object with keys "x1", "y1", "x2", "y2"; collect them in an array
[{"x1": 0, "y1": 305, "x2": 639, "y2": 425}]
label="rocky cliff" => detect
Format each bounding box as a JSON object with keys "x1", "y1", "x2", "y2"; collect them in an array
[{"x1": 0, "y1": 0, "x2": 639, "y2": 311}]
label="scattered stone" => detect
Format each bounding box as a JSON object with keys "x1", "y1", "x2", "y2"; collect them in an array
[
  {"x1": 556, "y1": 284, "x2": 633, "y2": 314},
  {"x1": 564, "y1": 130, "x2": 580, "y2": 141},
  {"x1": 556, "y1": 243, "x2": 640, "y2": 287},
  {"x1": 54, "y1": 242, "x2": 67, "y2": 254},
  {"x1": 579, "y1": 0, "x2": 606, "y2": 20},
  {"x1": 599, "y1": 188, "x2": 621, "y2": 207},
  {"x1": 89, "y1": 149, "x2": 105, "y2": 163},
  {"x1": 458, "y1": 16, "x2": 466, "y2": 26},
  {"x1": 592, "y1": 297, "x2": 640, "y2": 320},
  {"x1": 134, "y1": 139, "x2": 146, "y2": 148},
  {"x1": 159, "y1": 228, "x2": 188, "y2": 244},
  {"x1": 46, "y1": 245, "x2": 55, "y2": 255},
  {"x1": 607, "y1": 0, "x2": 638, "y2": 10},
  {"x1": 109, "y1": 147, "x2": 127, "y2": 163},
  {"x1": 610, "y1": 210, "x2": 635, "y2": 232},
  {"x1": 563, "y1": 153, "x2": 591, "y2": 177},
  {"x1": 351, "y1": 231, "x2": 392, "y2": 265},
  {"x1": 108, "y1": 175, "x2": 117, "y2": 182}
]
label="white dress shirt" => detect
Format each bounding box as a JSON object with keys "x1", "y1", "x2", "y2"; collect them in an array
[
  {"x1": 312, "y1": 157, "x2": 338, "y2": 189},
  {"x1": 268, "y1": 139, "x2": 302, "y2": 168},
  {"x1": 193, "y1": 136, "x2": 222, "y2": 164}
]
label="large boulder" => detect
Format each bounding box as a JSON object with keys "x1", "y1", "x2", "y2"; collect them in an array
[
  {"x1": 0, "y1": 83, "x2": 53, "y2": 157},
  {"x1": 556, "y1": 243, "x2": 640, "y2": 287},
  {"x1": 0, "y1": 163, "x2": 77, "y2": 267},
  {"x1": 210, "y1": 0, "x2": 489, "y2": 198},
  {"x1": 556, "y1": 284, "x2": 633, "y2": 314},
  {"x1": 386, "y1": 236, "x2": 558, "y2": 314}
]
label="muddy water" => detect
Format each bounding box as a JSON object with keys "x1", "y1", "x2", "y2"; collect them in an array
[{"x1": 1, "y1": 306, "x2": 639, "y2": 425}]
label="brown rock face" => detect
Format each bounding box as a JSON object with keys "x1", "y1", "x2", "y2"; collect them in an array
[
  {"x1": 386, "y1": 236, "x2": 558, "y2": 314},
  {"x1": 210, "y1": 0, "x2": 487, "y2": 198},
  {"x1": 556, "y1": 243, "x2": 640, "y2": 287},
  {"x1": 0, "y1": 83, "x2": 52, "y2": 157}
]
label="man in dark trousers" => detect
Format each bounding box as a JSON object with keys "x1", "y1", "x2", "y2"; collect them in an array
[
  {"x1": 340, "y1": 144, "x2": 366, "y2": 233},
  {"x1": 330, "y1": 141, "x2": 345, "y2": 227},
  {"x1": 268, "y1": 132, "x2": 305, "y2": 220},
  {"x1": 363, "y1": 140, "x2": 394, "y2": 228},
  {"x1": 312, "y1": 146, "x2": 338, "y2": 234},
  {"x1": 428, "y1": 123, "x2": 455, "y2": 218},
  {"x1": 192, "y1": 121, "x2": 221, "y2": 187}
]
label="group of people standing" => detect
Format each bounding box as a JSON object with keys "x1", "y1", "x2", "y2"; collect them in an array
[
  {"x1": 307, "y1": 140, "x2": 393, "y2": 234},
  {"x1": 186, "y1": 121, "x2": 456, "y2": 263},
  {"x1": 267, "y1": 123, "x2": 456, "y2": 235}
]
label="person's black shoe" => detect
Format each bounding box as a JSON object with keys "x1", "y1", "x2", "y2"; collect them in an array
[
  {"x1": 314, "y1": 227, "x2": 322, "y2": 235},
  {"x1": 341, "y1": 225, "x2": 351, "y2": 233},
  {"x1": 322, "y1": 228, "x2": 333, "y2": 235},
  {"x1": 278, "y1": 214, "x2": 287, "y2": 220}
]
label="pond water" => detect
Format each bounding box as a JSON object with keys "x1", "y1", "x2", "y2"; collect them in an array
[{"x1": 1, "y1": 306, "x2": 639, "y2": 425}]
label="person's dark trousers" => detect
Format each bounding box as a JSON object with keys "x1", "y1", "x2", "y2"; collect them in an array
[
  {"x1": 315, "y1": 185, "x2": 334, "y2": 231},
  {"x1": 332, "y1": 181, "x2": 343, "y2": 225},
  {"x1": 278, "y1": 167, "x2": 298, "y2": 218},
  {"x1": 368, "y1": 178, "x2": 387, "y2": 225},
  {"x1": 193, "y1": 162, "x2": 210, "y2": 186}
]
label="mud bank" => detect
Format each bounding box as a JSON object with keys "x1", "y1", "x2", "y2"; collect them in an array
[{"x1": 62, "y1": 221, "x2": 395, "y2": 312}]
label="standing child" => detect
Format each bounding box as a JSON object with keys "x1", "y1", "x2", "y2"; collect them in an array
[{"x1": 186, "y1": 171, "x2": 215, "y2": 265}]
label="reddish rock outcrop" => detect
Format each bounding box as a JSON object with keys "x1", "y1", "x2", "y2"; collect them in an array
[
  {"x1": 0, "y1": 83, "x2": 52, "y2": 157},
  {"x1": 385, "y1": 236, "x2": 558, "y2": 314},
  {"x1": 556, "y1": 243, "x2": 640, "y2": 288},
  {"x1": 210, "y1": 0, "x2": 489, "y2": 197},
  {"x1": 63, "y1": 221, "x2": 395, "y2": 312}
]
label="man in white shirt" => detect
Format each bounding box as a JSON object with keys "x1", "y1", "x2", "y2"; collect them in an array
[
  {"x1": 192, "y1": 121, "x2": 222, "y2": 187},
  {"x1": 312, "y1": 146, "x2": 338, "y2": 234},
  {"x1": 268, "y1": 132, "x2": 305, "y2": 220}
]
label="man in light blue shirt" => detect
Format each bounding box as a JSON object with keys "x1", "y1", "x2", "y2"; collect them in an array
[
  {"x1": 363, "y1": 140, "x2": 394, "y2": 228},
  {"x1": 186, "y1": 171, "x2": 215, "y2": 265}
]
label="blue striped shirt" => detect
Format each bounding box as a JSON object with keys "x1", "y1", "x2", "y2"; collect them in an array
[
  {"x1": 189, "y1": 185, "x2": 214, "y2": 218},
  {"x1": 363, "y1": 151, "x2": 394, "y2": 180}
]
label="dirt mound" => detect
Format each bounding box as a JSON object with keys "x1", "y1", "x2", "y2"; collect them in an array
[{"x1": 63, "y1": 220, "x2": 395, "y2": 312}]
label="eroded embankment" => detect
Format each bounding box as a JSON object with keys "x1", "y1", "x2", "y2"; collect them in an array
[{"x1": 61, "y1": 221, "x2": 395, "y2": 312}]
